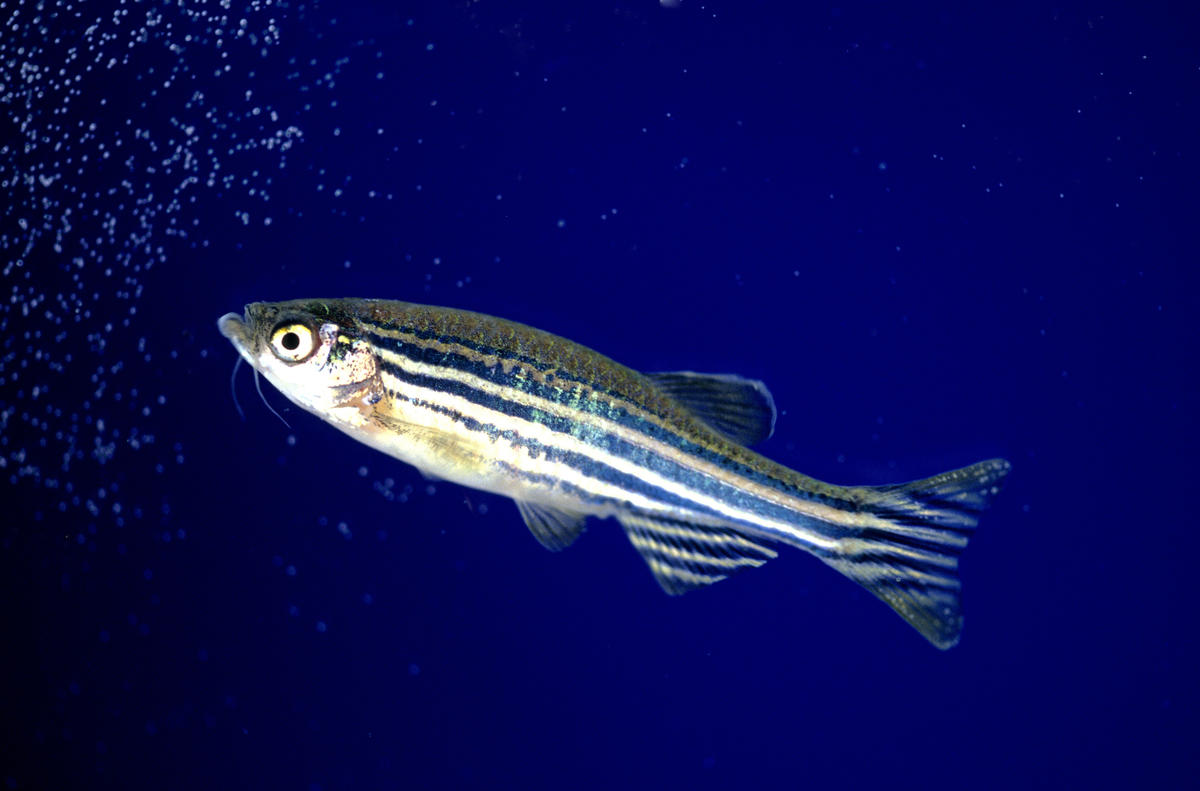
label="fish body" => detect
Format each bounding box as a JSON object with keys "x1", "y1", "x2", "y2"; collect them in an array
[{"x1": 219, "y1": 298, "x2": 1010, "y2": 648}]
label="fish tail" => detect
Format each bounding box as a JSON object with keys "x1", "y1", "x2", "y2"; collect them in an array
[{"x1": 818, "y1": 458, "x2": 1011, "y2": 649}]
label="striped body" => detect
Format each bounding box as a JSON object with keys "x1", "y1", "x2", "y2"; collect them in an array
[{"x1": 219, "y1": 298, "x2": 1010, "y2": 648}]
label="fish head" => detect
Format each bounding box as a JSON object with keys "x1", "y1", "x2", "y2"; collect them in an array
[{"x1": 218, "y1": 299, "x2": 382, "y2": 417}]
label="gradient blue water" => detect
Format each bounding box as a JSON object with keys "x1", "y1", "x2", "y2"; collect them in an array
[{"x1": 3, "y1": 2, "x2": 1196, "y2": 788}]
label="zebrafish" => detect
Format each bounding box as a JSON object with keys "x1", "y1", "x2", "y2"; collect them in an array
[{"x1": 218, "y1": 299, "x2": 1010, "y2": 649}]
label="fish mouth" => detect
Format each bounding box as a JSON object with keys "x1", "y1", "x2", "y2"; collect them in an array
[{"x1": 217, "y1": 310, "x2": 256, "y2": 364}]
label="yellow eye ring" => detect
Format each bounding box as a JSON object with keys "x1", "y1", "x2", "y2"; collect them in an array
[{"x1": 269, "y1": 323, "x2": 317, "y2": 363}]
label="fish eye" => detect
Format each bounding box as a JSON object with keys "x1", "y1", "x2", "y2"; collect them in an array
[{"x1": 269, "y1": 322, "x2": 317, "y2": 363}]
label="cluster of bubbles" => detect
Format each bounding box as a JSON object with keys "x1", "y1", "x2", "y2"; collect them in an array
[{"x1": 0, "y1": 0, "x2": 340, "y2": 527}]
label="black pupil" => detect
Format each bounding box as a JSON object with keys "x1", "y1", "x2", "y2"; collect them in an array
[{"x1": 281, "y1": 332, "x2": 300, "y2": 351}]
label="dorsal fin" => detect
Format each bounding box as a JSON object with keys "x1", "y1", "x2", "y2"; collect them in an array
[
  {"x1": 646, "y1": 371, "x2": 777, "y2": 446},
  {"x1": 616, "y1": 512, "x2": 778, "y2": 595},
  {"x1": 515, "y1": 500, "x2": 588, "y2": 551}
]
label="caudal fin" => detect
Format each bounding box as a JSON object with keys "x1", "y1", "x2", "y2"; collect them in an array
[{"x1": 820, "y1": 458, "x2": 1011, "y2": 649}]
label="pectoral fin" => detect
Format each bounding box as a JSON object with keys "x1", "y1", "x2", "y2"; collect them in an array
[
  {"x1": 369, "y1": 411, "x2": 486, "y2": 475},
  {"x1": 646, "y1": 371, "x2": 777, "y2": 446}
]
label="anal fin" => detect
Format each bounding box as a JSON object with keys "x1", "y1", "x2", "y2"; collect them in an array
[
  {"x1": 616, "y1": 512, "x2": 778, "y2": 595},
  {"x1": 516, "y1": 501, "x2": 588, "y2": 551}
]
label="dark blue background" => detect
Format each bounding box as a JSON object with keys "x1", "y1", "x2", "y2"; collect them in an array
[{"x1": 3, "y1": 1, "x2": 1196, "y2": 788}]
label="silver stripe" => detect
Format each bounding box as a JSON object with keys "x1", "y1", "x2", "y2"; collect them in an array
[
  {"x1": 375, "y1": 351, "x2": 844, "y2": 550},
  {"x1": 377, "y1": 350, "x2": 963, "y2": 569}
]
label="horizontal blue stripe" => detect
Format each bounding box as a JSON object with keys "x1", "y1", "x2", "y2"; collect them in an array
[
  {"x1": 364, "y1": 325, "x2": 857, "y2": 512},
  {"x1": 389, "y1": 387, "x2": 726, "y2": 519},
  {"x1": 377, "y1": 357, "x2": 820, "y2": 537}
]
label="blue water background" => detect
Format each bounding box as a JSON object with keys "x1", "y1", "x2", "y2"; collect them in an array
[{"x1": 4, "y1": 1, "x2": 1197, "y2": 788}]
